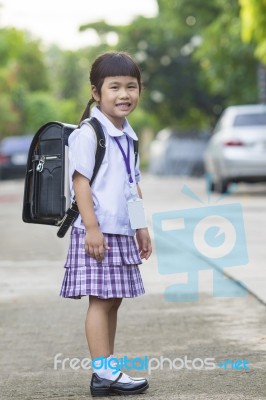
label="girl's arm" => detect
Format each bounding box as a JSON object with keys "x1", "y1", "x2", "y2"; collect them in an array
[
  {"x1": 136, "y1": 183, "x2": 152, "y2": 260},
  {"x1": 73, "y1": 171, "x2": 109, "y2": 260}
]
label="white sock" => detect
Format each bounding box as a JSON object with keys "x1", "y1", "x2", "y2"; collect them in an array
[
  {"x1": 93, "y1": 355, "x2": 131, "y2": 383},
  {"x1": 108, "y1": 355, "x2": 132, "y2": 383}
]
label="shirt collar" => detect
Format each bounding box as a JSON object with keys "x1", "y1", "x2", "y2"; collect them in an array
[{"x1": 91, "y1": 106, "x2": 138, "y2": 141}]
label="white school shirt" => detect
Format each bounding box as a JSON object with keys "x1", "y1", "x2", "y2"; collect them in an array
[{"x1": 68, "y1": 106, "x2": 141, "y2": 236}]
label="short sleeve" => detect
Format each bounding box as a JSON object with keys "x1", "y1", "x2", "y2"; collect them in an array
[{"x1": 68, "y1": 124, "x2": 97, "y2": 181}]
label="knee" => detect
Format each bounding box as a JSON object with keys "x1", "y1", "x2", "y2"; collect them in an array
[
  {"x1": 89, "y1": 296, "x2": 114, "y2": 312},
  {"x1": 88, "y1": 296, "x2": 122, "y2": 312}
]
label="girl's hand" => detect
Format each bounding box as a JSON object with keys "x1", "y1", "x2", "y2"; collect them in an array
[
  {"x1": 136, "y1": 228, "x2": 152, "y2": 260},
  {"x1": 84, "y1": 227, "x2": 110, "y2": 261}
]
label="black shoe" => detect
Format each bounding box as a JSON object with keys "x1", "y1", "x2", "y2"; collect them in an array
[{"x1": 90, "y1": 372, "x2": 149, "y2": 397}]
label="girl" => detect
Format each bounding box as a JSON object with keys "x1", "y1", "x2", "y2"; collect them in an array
[{"x1": 60, "y1": 51, "x2": 152, "y2": 397}]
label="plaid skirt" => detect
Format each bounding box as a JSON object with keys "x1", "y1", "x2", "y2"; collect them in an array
[{"x1": 60, "y1": 227, "x2": 145, "y2": 299}]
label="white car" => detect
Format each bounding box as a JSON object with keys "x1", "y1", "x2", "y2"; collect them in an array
[{"x1": 204, "y1": 104, "x2": 266, "y2": 193}]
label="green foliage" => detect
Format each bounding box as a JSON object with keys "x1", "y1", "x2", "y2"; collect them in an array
[
  {"x1": 239, "y1": 0, "x2": 266, "y2": 64},
  {"x1": 81, "y1": 15, "x2": 217, "y2": 130},
  {"x1": 0, "y1": 27, "x2": 25, "y2": 65},
  {"x1": 0, "y1": 0, "x2": 262, "y2": 139},
  {"x1": 194, "y1": 0, "x2": 258, "y2": 107},
  {"x1": 55, "y1": 51, "x2": 83, "y2": 99},
  {"x1": 0, "y1": 27, "x2": 50, "y2": 136},
  {"x1": 0, "y1": 93, "x2": 21, "y2": 138},
  {"x1": 58, "y1": 99, "x2": 80, "y2": 125},
  {"x1": 81, "y1": 0, "x2": 258, "y2": 130},
  {"x1": 24, "y1": 92, "x2": 60, "y2": 133},
  {"x1": 18, "y1": 40, "x2": 49, "y2": 91}
]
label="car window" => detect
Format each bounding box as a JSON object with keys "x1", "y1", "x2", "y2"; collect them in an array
[
  {"x1": 0, "y1": 136, "x2": 32, "y2": 154},
  {"x1": 233, "y1": 113, "x2": 266, "y2": 127}
]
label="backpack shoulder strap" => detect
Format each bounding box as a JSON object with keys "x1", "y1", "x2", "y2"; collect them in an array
[
  {"x1": 83, "y1": 117, "x2": 138, "y2": 169},
  {"x1": 133, "y1": 140, "x2": 138, "y2": 166},
  {"x1": 57, "y1": 117, "x2": 106, "y2": 238},
  {"x1": 81, "y1": 117, "x2": 106, "y2": 185}
]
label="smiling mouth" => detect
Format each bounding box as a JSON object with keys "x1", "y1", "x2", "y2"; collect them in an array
[{"x1": 116, "y1": 102, "x2": 131, "y2": 108}]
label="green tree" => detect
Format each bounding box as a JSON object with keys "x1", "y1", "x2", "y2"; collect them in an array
[
  {"x1": 0, "y1": 27, "x2": 50, "y2": 136},
  {"x1": 24, "y1": 92, "x2": 60, "y2": 133},
  {"x1": 194, "y1": 0, "x2": 258, "y2": 109},
  {"x1": 56, "y1": 51, "x2": 83, "y2": 99},
  {"x1": 80, "y1": 15, "x2": 217, "y2": 130},
  {"x1": 46, "y1": 45, "x2": 98, "y2": 124},
  {"x1": 80, "y1": 0, "x2": 258, "y2": 131},
  {"x1": 239, "y1": 0, "x2": 266, "y2": 64},
  {"x1": 0, "y1": 28, "x2": 24, "y2": 136},
  {"x1": 0, "y1": 27, "x2": 25, "y2": 65},
  {"x1": 18, "y1": 39, "x2": 49, "y2": 92}
]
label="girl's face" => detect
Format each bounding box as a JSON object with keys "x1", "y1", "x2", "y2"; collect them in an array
[{"x1": 92, "y1": 76, "x2": 140, "y2": 129}]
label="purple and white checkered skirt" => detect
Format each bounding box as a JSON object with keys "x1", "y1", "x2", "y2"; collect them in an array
[{"x1": 60, "y1": 227, "x2": 145, "y2": 299}]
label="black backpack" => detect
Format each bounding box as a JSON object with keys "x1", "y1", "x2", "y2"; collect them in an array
[{"x1": 22, "y1": 117, "x2": 138, "y2": 238}]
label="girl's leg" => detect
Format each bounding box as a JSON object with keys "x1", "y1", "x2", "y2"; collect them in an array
[
  {"x1": 85, "y1": 296, "x2": 123, "y2": 358},
  {"x1": 85, "y1": 295, "x2": 116, "y2": 359},
  {"x1": 87, "y1": 296, "x2": 147, "y2": 388},
  {"x1": 108, "y1": 298, "x2": 123, "y2": 355}
]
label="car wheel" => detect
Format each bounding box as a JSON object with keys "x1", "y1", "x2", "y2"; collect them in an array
[{"x1": 215, "y1": 178, "x2": 228, "y2": 194}]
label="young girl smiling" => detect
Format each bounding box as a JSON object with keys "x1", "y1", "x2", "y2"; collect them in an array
[{"x1": 60, "y1": 51, "x2": 152, "y2": 396}]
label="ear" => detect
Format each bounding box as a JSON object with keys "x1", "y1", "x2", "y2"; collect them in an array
[{"x1": 91, "y1": 85, "x2": 100, "y2": 102}]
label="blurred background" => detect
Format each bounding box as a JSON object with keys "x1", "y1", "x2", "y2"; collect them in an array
[
  {"x1": 2, "y1": 4, "x2": 266, "y2": 398},
  {"x1": 0, "y1": 0, "x2": 266, "y2": 181}
]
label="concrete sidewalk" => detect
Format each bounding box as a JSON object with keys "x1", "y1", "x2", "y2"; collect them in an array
[{"x1": 0, "y1": 264, "x2": 266, "y2": 400}]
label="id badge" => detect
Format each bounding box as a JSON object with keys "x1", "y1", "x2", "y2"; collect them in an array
[{"x1": 127, "y1": 198, "x2": 147, "y2": 229}]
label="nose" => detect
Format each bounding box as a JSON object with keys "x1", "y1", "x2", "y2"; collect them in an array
[{"x1": 119, "y1": 87, "x2": 129, "y2": 98}]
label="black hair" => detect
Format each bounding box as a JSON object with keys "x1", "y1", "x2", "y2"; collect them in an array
[{"x1": 79, "y1": 51, "x2": 142, "y2": 124}]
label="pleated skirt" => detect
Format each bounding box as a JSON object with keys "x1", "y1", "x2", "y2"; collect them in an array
[{"x1": 60, "y1": 227, "x2": 145, "y2": 300}]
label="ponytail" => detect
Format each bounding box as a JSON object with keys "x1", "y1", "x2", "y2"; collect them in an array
[{"x1": 78, "y1": 98, "x2": 95, "y2": 126}]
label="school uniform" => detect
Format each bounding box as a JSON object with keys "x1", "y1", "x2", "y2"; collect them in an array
[{"x1": 60, "y1": 106, "x2": 145, "y2": 299}]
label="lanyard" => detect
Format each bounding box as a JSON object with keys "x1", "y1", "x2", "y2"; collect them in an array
[{"x1": 114, "y1": 136, "x2": 133, "y2": 183}]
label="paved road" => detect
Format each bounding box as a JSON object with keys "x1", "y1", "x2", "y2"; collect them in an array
[{"x1": 0, "y1": 176, "x2": 266, "y2": 399}]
